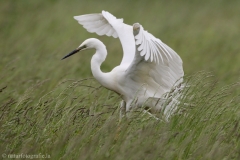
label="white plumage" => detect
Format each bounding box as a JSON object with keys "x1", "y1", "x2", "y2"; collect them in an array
[{"x1": 62, "y1": 10, "x2": 184, "y2": 117}]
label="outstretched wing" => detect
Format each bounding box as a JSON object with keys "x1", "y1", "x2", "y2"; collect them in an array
[
  {"x1": 125, "y1": 23, "x2": 184, "y2": 97},
  {"x1": 74, "y1": 10, "x2": 135, "y2": 66}
]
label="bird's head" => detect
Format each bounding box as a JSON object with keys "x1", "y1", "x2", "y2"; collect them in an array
[{"x1": 61, "y1": 38, "x2": 100, "y2": 60}]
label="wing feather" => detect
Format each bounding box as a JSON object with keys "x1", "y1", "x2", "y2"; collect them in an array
[
  {"x1": 125, "y1": 23, "x2": 184, "y2": 98},
  {"x1": 150, "y1": 40, "x2": 159, "y2": 63},
  {"x1": 153, "y1": 40, "x2": 169, "y2": 63},
  {"x1": 74, "y1": 14, "x2": 102, "y2": 22},
  {"x1": 145, "y1": 40, "x2": 150, "y2": 61},
  {"x1": 74, "y1": 10, "x2": 135, "y2": 66},
  {"x1": 74, "y1": 12, "x2": 118, "y2": 38}
]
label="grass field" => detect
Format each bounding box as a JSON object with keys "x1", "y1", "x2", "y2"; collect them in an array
[{"x1": 1, "y1": 0, "x2": 240, "y2": 159}]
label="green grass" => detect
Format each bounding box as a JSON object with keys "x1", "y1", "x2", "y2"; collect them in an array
[{"x1": 1, "y1": 0, "x2": 240, "y2": 159}]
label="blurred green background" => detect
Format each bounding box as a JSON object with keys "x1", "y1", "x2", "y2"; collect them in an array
[
  {"x1": 1, "y1": 1, "x2": 240, "y2": 159},
  {"x1": 1, "y1": 0, "x2": 239, "y2": 96}
]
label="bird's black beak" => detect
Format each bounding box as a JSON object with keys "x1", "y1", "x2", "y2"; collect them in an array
[
  {"x1": 61, "y1": 48, "x2": 80, "y2": 60},
  {"x1": 61, "y1": 45, "x2": 86, "y2": 60}
]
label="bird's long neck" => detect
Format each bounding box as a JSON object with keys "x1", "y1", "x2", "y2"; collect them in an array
[{"x1": 91, "y1": 42, "x2": 111, "y2": 89}]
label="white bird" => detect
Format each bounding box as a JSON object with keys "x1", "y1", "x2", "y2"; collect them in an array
[{"x1": 62, "y1": 10, "x2": 184, "y2": 117}]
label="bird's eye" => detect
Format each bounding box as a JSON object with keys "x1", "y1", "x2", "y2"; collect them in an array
[{"x1": 79, "y1": 45, "x2": 87, "y2": 50}]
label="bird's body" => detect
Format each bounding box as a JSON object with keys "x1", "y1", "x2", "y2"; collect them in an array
[
  {"x1": 86, "y1": 38, "x2": 149, "y2": 109},
  {"x1": 62, "y1": 11, "x2": 184, "y2": 116}
]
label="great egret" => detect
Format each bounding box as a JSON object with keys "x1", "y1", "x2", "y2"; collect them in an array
[{"x1": 62, "y1": 10, "x2": 184, "y2": 117}]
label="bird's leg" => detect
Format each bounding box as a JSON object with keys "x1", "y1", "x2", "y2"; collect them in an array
[
  {"x1": 125, "y1": 101, "x2": 133, "y2": 118},
  {"x1": 119, "y1": 100, "x2": 126, "y2": 120}
]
